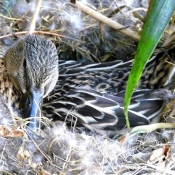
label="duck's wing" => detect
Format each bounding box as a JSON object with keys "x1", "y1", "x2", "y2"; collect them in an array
[
  {"x1": 43, "y1": 87, "x2": 173, "y2": 137},
  {"x1": 58, "y1": 38, "x2": 175, "y2": 92},
  {"x1": 42, "y1": 31, "x2": 175, "y2": 137},
  {"x1": 58, "y1": 59, "x2": 132, "y2": 94}
]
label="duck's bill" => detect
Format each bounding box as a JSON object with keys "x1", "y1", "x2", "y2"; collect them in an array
[{"x1": 28, "y1": 87, "x2": 43, "y2": 132}]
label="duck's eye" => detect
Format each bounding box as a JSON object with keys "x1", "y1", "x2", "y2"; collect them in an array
[{"x1": 23, "y1": 59, "x2": 27, "y2": 68}]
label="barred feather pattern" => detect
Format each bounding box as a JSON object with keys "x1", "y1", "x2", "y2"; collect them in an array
[
  {"x1": 42, "y1": 58, "x2": 175, "y2": 137},
  {"x1": 0, "y1": 34, "x2": 175, "y2": 137},
  {"x1": 0, "y1": 35, "x2": 59, "y2": 113}
]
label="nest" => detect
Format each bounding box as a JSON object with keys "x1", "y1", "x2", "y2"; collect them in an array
[{"x1": 0, "y1": 0, "x2": 175, "y2": 174}]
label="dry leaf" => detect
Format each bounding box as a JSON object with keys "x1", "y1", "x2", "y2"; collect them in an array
[
  {"x1": 148, "y1": 146, "x2": 170, "y2": 164},
  {"x1": 17, "y1": 146, "x2": 30, "y2": 161},
  {"x1": 118, "y1": 135, "x2": 127, "y2": 143},
  {"x1": 0, "y1": 125, "x2": 24, "y2": 138},
  {"x1": 162, "y1": 98, "x2": 175, "y2": 114}
]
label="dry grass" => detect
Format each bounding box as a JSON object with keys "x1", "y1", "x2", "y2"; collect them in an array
[{"x1": 0, "y1": 0, "x2": 175, "y2": 174}]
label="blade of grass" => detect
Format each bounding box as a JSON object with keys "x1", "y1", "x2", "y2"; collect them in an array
[
  {"x1": 130, "y1": 123, "x2": 175, "y2": 135},
  {"x1": 124, "y1": 0, "x2": 175, "y2": 129}
]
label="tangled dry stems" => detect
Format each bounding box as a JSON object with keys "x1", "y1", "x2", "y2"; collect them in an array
[{"x1": 0, "y1": 0, "x2": 175, "y2": 174}]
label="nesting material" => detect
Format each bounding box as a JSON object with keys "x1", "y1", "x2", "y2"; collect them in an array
[{"x1": 0, "y1": 0, "x2": 175, "y2": 175}]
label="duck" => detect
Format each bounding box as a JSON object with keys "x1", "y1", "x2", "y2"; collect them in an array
[
  {"x1": 0, "y1": 34, "x2": 175, "y2": 138},
  {"x1": 0, "y1": 34, "x2": 58, "y2": 131}
]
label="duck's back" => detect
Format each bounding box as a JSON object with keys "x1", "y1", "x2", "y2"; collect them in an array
[{"x1": 43, "y1": 53, "x2": 175, "y2": 137}]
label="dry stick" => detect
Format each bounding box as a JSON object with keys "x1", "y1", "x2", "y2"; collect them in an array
[
  {"x1": 130, "y1": 123, "x2": 175, "y2": 135},
  {"x1": 29, "y1": 0, "x2": 42, "y2": 34},
  {"x1": 0, "y1": 31, "x2": 85, "y2": 43},
  {"x1": 0, "y1": 14, "x2": 23, "y2": 21},
  {"x1": 75, "y1": 1, "x2": 140, "y2": 40},
  {"x1": 26, "y1": 131, "x2": 53, "y2": 164}
]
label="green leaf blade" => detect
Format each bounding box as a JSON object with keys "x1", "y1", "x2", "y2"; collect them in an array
[{"x1": 124, "y1": 0, "x2": 175, "y2": 129}]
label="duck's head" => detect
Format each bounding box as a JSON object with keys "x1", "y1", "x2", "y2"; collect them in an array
[{"x1": 4, "y1": 34, "x2": 59, "y2": 130}]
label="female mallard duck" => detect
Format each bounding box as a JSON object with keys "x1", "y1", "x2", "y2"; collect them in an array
[{"x1": 0, "y1": 34, "x2": 175, "y2": 137}]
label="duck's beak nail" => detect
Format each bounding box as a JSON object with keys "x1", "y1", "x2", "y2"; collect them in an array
[{"x1": 28, "y1": 88, "x2": 43, "y2": 131}]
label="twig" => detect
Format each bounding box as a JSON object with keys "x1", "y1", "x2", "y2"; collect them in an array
[
  {"x1": 0, "y1": 31, "x2": 83, "y2": 43},
  {"x1": 26, "y1": 131, "x2": 52, "y2": 163},
  {"x1": 130, "y1": 123, "x2": 175, "y2": 135},
  {"x1": 29, "y1": 0, "x2": 43, "y2": 34},
  {"x1": 74, "y1": 1, "x2": 140, "y2": 40},
  {"x1": 0, "y1": 14, "x2": 23, "y2": 21},
  {"x1": 93, "y1": 137, "x2": 116, "y2": 174}
]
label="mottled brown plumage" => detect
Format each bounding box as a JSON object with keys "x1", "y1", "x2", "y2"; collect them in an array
[
  {"x1": 0, "y1": 34, "x2": 58, "y2": 130},
  {"x1": 0, "y1": 34, "x2": 175, "y2": 137}
]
